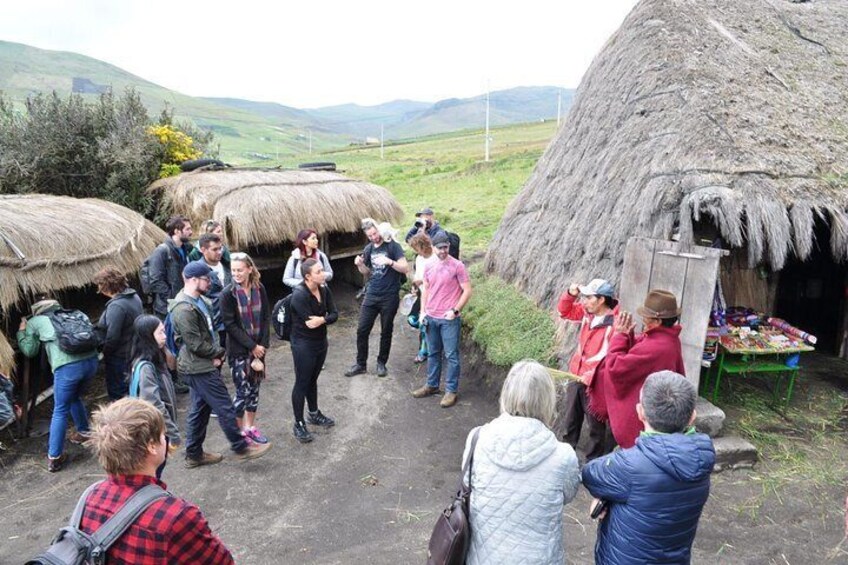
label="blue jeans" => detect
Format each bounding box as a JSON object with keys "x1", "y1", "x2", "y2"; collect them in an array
[
  {"x1": 425, "y1": 317, "x2": 461, "y2": 393},
  {"x1": 103, "y1": 355, "x2": 129, "y2": 400},
  {"x1": 183, "y1": 370, "x2": 248, "y2": 459},
  {"x1": 48, "y1": 357, "x2": 97, "y2": 458}
]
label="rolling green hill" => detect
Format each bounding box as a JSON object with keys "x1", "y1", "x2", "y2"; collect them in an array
[{"x1": 0, "y1": 39, "x2": 573, "y2": 164}]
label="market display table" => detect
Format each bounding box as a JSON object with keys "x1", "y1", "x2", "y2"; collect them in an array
[{"x1": 702, "y1": 336, "x2": 814, "y2": 407}]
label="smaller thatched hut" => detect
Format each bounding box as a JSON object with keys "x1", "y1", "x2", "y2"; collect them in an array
[
  {"x1": 150, "y1": 168, "x2": 404, "y2": 270},
  {"x1": 0, "y1": 194, "x2": 165, "y2": 375}
]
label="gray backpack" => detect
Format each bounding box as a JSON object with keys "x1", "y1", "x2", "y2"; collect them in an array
[{"x1": 26, "y1": 481, "x2": 168, "y2": 565}]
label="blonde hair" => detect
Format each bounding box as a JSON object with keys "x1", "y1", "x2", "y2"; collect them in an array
[
  {"x1": 87, "y1": 398, "x2": 164, "y2": 475},
  {"x1": 499, "y1": 360, "x2": 557, "y2": 427},
  {"x1": 230, "y1": 252, "x2": 261, "y2": 288},
  {"x1": 377, "y1": 221, "x2": 398, "y2": 242}
]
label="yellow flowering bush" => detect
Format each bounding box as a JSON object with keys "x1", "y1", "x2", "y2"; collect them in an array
[{"x1": 147, "y1": 124, "x2": 201, "y2": 177}]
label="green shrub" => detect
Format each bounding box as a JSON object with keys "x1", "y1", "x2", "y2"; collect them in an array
[{"x1": 463, "y1": 264, "x2": 557, "y2": 367}]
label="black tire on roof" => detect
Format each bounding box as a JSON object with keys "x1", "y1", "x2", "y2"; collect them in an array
[
  {"x1": 180, "y1": 158, "x2": 225, "y2": 172},
  {"x1": 298, "y1": 162, "x2": 337, "y2": 171}
]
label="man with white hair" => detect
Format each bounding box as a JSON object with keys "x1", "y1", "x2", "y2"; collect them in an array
[
  {"x1": 345, "y1": 222, "x2": 409, "y2": 378},
  {"x1": 582, "y1": 371, "x2": 714, "y2": 564}
]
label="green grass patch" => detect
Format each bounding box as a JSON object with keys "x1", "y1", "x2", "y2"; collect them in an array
[{"x1": 462, "y1": 264, "x2": 557, "y2": 367}]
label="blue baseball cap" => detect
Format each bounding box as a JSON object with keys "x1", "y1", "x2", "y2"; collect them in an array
[{"x1": 183, "y1": 260, "x2": 213, "y2": 279}]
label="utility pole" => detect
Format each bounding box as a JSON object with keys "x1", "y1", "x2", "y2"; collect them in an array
[
  {"x1": 380, "y1": 123, "x2": 384, "y2": 159},
  {"x1": 557, "y1": 90, "x2": 562, "y2": 126},
  {"x1": 484, "y1": 88, "x2": 490, "y2": 162}
]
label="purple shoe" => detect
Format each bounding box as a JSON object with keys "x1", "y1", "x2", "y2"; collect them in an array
[{"x1": 246, "y1": 427, "x2": 269, "y2": 444}]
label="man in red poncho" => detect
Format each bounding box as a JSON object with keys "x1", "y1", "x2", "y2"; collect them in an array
[
  {"x1": 557, "y1": 278, "x2": 618, "y2": 460},
  {"x1": 595, "y1": 289, "x2": 686, "y2": 448}
]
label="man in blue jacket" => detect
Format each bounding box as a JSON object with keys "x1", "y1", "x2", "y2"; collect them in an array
[{"x1": 582, "y1": 371, "x2": 715, "y2": 564}]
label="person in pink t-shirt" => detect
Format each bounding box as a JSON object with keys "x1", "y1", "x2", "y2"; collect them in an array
[{"x1": 411, "y1": 232, "x2": 472, "y2": 408}]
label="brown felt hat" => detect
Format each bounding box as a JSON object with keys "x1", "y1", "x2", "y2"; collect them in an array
[{"x1": 636, "y1": 289, "x2": 681, "y2": 319}]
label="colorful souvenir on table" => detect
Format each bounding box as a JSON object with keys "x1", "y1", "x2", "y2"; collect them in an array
[{"x1": 766, "y1": 317, "x2": 818, "y2": 345}]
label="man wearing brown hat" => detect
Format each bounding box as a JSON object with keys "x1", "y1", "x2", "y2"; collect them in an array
[{"x1": 594, "y1": 289, "x2": 686, "y2": 449}]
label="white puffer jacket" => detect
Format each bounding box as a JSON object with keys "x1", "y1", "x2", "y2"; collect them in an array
[{"x1": 462, "y1": 413, "x2": 580, "y2": 565}]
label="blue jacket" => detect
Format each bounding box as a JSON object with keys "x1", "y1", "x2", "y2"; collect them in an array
[{"x1": 582, "y1": 431, "x2": 715, "y2": 564}]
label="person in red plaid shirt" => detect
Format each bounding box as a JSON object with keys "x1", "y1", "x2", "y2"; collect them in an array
[{"x1": 80, "y1": 398, "x2": 234, "y2": 564}]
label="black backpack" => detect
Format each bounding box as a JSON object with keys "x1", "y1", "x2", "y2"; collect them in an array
[
  {"x1": 272, "y1": 295, "x2": 293, "y2": 342},
  {"x1": 47, "y1": 309, "x2": 101, "y2": 354},
  {"x1": 26, "y1": 481, "x2": 168, "y2": 565},
  {"x1": 446, "y1": 231, "x2": 461, "y2": 260}
]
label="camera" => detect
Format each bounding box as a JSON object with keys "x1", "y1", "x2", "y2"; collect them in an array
[{"x1": 414, "y1": 217, "x2": 427, "y2": 229}]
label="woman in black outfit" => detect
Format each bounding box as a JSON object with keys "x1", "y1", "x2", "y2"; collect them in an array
[{"x1": 290, "y1": 258, "x2": 338, "y2": 443}]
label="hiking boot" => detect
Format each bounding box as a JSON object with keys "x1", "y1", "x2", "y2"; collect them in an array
[
  {"x1": 68, "y1": 431, "x2": 89, "y2": 445},
  {"x1": 47, "y1": 454, "x2": 66, "y2": 473},
  {"x1": 173, "y1": 377, "x2": 190, "y2": 395},
  {"x1": 293, "y1": 421, "x2": 314, "y2": 443},
  {"x1": 344, "y1": 364, "x2": 367, "y2": 377},
  {"x1": 376, "y1": 362, "x2": 388, "y2": 377},
  {"x1": 307, "y1": 410, "x2": 335, "y2": 427},
  {"x1": 185, "y1": 451, "x2": 224, "y2": 468},
  {"x1": 233, "y1": 442, "x2": 272, "y2": 462},
  {"x1": 440, "y1": 392, "x2": 458, "y2": 408},
  {"x1": 411, "y1": 385, "x2": 440, "y2": 398}
]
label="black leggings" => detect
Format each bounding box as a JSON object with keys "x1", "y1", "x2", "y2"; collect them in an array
[{"x1": 291, "y1": 339, "x2": 328, "y2": 423}]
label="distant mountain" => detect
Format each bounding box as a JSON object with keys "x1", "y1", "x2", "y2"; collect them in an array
[{"x1": 0, "y1": 39, "x2": 574, "y2": 160}]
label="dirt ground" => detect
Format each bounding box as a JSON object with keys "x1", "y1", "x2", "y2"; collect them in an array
[{"x1": 1, "y1": 284, "x2": 847, "y2": 564}]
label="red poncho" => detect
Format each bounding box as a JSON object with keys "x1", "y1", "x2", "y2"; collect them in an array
[{"x1": 588, "y1": 325, "x2": 685, "y2": 448}]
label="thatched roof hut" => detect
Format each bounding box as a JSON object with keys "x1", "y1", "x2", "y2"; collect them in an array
[
  {"x1": 0, "y1": 194, "x2": 165, "y2": 372},
  {"x1": 150, "y1": 169, "x2": 404, "y2": 253},
  {"x1": 486, "y1": 0, "x2": 848, "y2": 351}
]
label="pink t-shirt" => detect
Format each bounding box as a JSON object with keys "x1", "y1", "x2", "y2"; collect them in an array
[{"x1": 423, "y1": 256, "x2": 469, "y2": 319}]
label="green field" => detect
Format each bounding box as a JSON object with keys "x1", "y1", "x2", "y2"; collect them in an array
[{"x1": 277, "y1": 120, "x2": 559, "y2": 255}]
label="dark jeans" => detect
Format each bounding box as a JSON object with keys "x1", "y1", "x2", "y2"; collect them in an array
[
  {"x1": 291, "y1": 339, "x2": 328, "y2": 423},
  {"x1": 183, "y1": 370, "x2": 248, "y2": 459},
  {"x1": 562, "y1": 381, "x2": 615, "y2": 461},
  {"x1": 356, "y1": 293, "x2": 400, "y2": 367},
  {"x1": 103, "y1": 355, "x2": 129, "y2": 400}
]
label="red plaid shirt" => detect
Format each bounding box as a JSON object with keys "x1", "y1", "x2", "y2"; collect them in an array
[{"x1": 79, "y1": 474, "x2": 234, "y2": 564}]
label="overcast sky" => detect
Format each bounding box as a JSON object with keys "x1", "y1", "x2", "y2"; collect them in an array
[{"x1": 1, "y1": 1, "x2": 639, "y2": 108}]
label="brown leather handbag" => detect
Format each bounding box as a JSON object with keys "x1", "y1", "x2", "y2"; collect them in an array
[{"x1": 427, "y1": 428, "x2": 481, "y2": 565}]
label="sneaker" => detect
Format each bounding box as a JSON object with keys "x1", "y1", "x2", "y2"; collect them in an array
[
  {"x1": 233, "y1": 442, "x2": 272, "y2": 462},
  {"x1": 185, "y1": 451, "x2": 224, "y2": 468},
  {"x1": 307, "y1": 410, "x2": 335, "y2": 427},
  {"x1": 173, "y1": 378, "x2": 190, "y2": 395},
  {"x1": 414, "y1": 354, "x2": 427, "y2": 364},
  {"x1": 411, "y1": 385, "x2": 440, "y2": 398},
  {"x1": 344, "y1": 364, "x2": 367, "y2": 377},
  {"x1": 68, "y1": 431, "x2": 89, "y2": 445},
  {"x1": 245, "y1": 427, "x2": 269, "y2": 444},
  {"x1": 293, "y1": 421, "x2": 314, "y2": 443},
  {"x1": 47, "y1": 454, "x2": 66, "y2": 473},
  {"x1": 210, "y1": 412, "x2": 219, "y2": 419},
  {"x1": 440, "y1": 392, "x2": 458, "y2": 408},
  {"x1": 376, "y1": 362, "x2": 388, "y2": 377}
]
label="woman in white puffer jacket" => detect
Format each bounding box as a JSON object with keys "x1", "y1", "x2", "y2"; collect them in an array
[{"x1": 462, "y1": 360, "x2": 580, "y2": 565}]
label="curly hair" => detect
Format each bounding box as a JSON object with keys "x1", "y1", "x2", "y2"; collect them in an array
[{"x1": 93, "y1": 267, "x2": 128, "y2": 295}]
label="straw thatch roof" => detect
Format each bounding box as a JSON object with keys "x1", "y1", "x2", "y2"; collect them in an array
[
  {"x1": 486, "y1": 0, "x2": 848, "y2": 308},
  {"x1": 0, "y1": 331, "x2": 13, "y2": 376},
  {"x1": 0, "y1": 194, "x2": 165, "y2": 313},
  {"x1": 150, "y1": 169, "x2": 404, "y2": 249}
]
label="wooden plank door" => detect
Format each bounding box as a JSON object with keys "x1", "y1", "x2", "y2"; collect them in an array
[{"x1": 619, "y1": 237, "x2": 726, "y2": 388}]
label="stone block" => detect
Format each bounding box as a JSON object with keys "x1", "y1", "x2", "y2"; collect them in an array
[
  {"x1": 712, "y1": 436, "x2": 758, "y2": 472},
  {"x1": 694, "y1": 397, "x2": 725, "y2": 438}
]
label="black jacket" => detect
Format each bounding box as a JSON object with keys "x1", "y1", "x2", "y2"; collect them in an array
[
  {"x1": 290, "y1": 283, "x2": 338, "y2": 342},
  {"x1": 220, "y1": 282, "x2": 271, "y2": 359},
  {"x1": 98, "y1": 288, "x2": 143, "y2": 360},
  {"x1": 149, "y1": 238, "x2": 194, "y2": 316}
]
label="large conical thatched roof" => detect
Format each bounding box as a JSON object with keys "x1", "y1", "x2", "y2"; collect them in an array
[
  {"x1": 0, "y1": 194, "x2": 165, "y2": 313},
  {"x1": 487, "y1": 0, "x2": 848, "y2": 307},
  {"x1": 151, "y1": 169, "x2": 404, "y2": 249}
]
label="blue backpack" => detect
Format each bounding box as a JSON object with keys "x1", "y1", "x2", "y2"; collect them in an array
[
  {"x1": 128, "y1": 361, "x2": 155, "y2": 398},
  {"x1": 163, "y1": 313, "x2": 180, "y2": 357}
]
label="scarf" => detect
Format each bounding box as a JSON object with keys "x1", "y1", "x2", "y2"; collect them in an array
[{"x1": 235, "y1": 285, "x2": 262, "y2": 341}]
